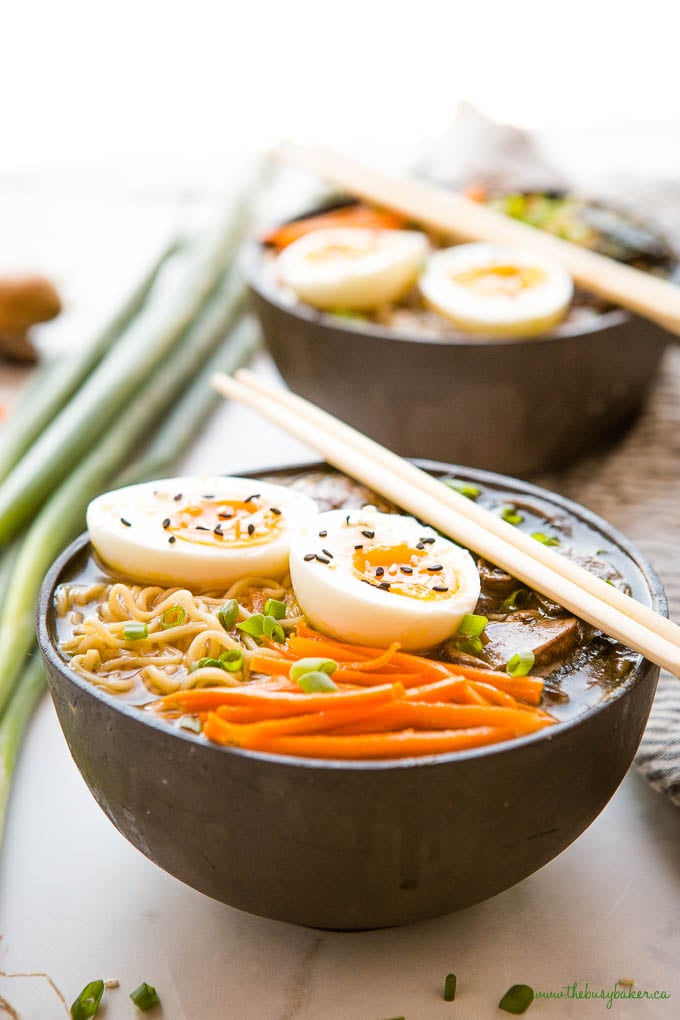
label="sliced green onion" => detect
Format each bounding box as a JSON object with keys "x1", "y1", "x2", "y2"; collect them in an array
[
  {"x1": 499, "y1": 984, "x2": 534, "y2": 1014},
  {"x1": 501, "y1": 589, "x2": 531, "y2": 612},
  {"x1": 455, "y1": 635, "x2": 484, "y2": 656},
  {"x1": 444, "y1": 479, "x2": 481, "y2": 500},
  {"x1": 290, "y1": 657, "x2": 338, "y2": 681},
  {"x1": 129, "y1": 981, "x2": 160, "y2": 1011},
  {"x1": 507, "y1": 650, "x2": 535, "y2": 676},
  {"x1": 237, "y1": 614, "x2": 265, "y2": 638},
  {"x1": 263, "y1": 598, "x2": 286, "y2": 620},
  {"x1": 220, "y1": 648, "x2": 243, "y2": 673},
  {"x1": 297, "y1": 671, "x2": 338, "y2": 693},
  {"x1": 190, "y1": 656, "x2": 226, "y2": 672},
  {"x1": 262, "y1": 615, "x2": 285, "y2": 643},
  {"x1": 531, "y1": 531, "x2": 560, "y2": 546},
  {"x1": 218, "y1": 598, "x2": 239, "y2": 631},
  {"x1": 500, "y1": 506, "x2": 523, "y2": 526},
  {"x1": 457, "y1": 613, "x2": 488, "y2": 637},
  {"x1": 124, "y1": 621, "x2": 148, "y2": 641},
  {"x1": 160, "y1": 604, "x2": 186, "y2": 629},
  {"x1": 443, "y1": 972, "x2": 457, "y2": 1001},
  {"x1": 178, "y1": 715, "x2": 202, "y2": 733},
  {"x1": 71, "y1": 979, "x2": 104, "y2": 1019}
]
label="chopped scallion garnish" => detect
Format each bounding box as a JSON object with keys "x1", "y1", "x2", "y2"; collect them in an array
[
  {"x1": 262, "y1": 615, "x2": 285, "y2": 643},
  {"x1": 499, "y1": 983, "x2": 534, "y2": 1014},
  {"x1": 129, "y1": 981, "x2": 160, "y2": 1011},
  {"x1": 263, "y1": 598, "x2": 287, "y2": 620},
  {"x1": 455, "y1": 635, "x2": 484, "y2": 656},
  {"x1": 70, "y1": 979, "x2": 104, "y2": 1019},
  {"x1": 500, "y1": 507, "x2": 523, "y2": 526},
  {"x1": 220, "y1": 648, "x2": 244, "y2": 673},
  {"x1": 190, "y1": 656, "x2": 226, "y2": 672},
  {"x1": 507, "y1": 650, "x2": 535, "y2": 676},
  {"x1": 531, "y1": 532, "x2": 560, "y2": 546},
  {"x1": 124, "y1": 621, "x2": 148, "y2": 641},
  {"x1": 237, "y1": 613, "x2": 265, "y2": 638},
  {"x1": 501, "y1": 589, "x2": 531, "y2": 611},
  {"x1": 443, "y1": 972, "x2": 457, "y2": 1001},
  {"x1": 457, "y1": 613, "x2": 488, "y2": 637},
  {"x1": 297, "y1": 671, "x2": 339, "y2": 693},
  {"x1": 160, "y1": 604, "x2": 186, "y2": 629},
  {"x1": 444, "y1": 479, "x2": 481, "y2": 500},
  {"x1": 290, "y1": 657, "x2": 338, "y2": 681},
  {"x1": 218, "y1": 598, "x2": 239, "y2": 631}
]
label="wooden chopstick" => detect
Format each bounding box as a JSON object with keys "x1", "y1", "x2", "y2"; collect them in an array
[
  {"x1": 211, "y1": 370, "x2": 680, "y2": 677},
  {"x1": 236, "y1": 368, "x2": 680, "y2": 647},
  {"x1": 276, "y1": 142, "x2": 680, "y2": 338}
]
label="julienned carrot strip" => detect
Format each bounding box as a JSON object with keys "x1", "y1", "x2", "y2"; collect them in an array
[
  {"x1": 209, "y1": 703, "x2": 390, "y2": 743},
  {"x1": 466, "y1": 681, "x2": 519, "y2": 709},
  {"x1": 293, "y1": 626, "x2": 451, "y2": 680},
  {"x1": 408, "y1": 676, "x2": 484, "y2": 703},
  {"x1": 261, "y1": 206, "x2": 407, "y2": 248},
  {"x1": 329, "y1": 702, "x2": 554, "y2": 736},
  {"x1": 152, "y1": 680, "x2": 404, "y2": 715},
  {"x1": 468, "y1": 675, "x2": 543, "y2": 706},
  {"x1": 216, "y1": 727, "x2": 515, "y2": 759},
  {"x1": 249, "y1": 654, "x2": 294, "y2": 676},
  {"x1": 333, "y1": 668, "x2": 420, "y2": 686}
]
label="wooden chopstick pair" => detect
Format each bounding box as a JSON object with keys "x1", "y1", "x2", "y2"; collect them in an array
[{"x1": 211, "y1": 369, "x2": 680, "y2": 678}]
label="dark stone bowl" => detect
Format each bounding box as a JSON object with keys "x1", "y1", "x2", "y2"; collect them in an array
[
  {"x1": 244, "y1": 206, "x2": 678, "y2": 476},
  {"x1": 36, "y1": 463, "x2": 666, "y2": 930}
]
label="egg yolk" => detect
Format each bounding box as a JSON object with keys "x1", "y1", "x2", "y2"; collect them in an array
[
  {"x1": 452, "y1": 264, "x2": 545, "y2": 297},
  {"x1": 352, "y1": 542, "x2": 454, "y2": 599},
  {"x1": 168, "y1": 498, "x2": 282, "y2": 547}
]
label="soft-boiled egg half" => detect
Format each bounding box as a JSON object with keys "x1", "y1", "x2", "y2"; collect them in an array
[
  {"x1": 276, "y1": 227, "x2": 429, "y2": 310},
  {"x1": 289, "y1": 508, "x2": 480, "y2": 651},
  {"x1": 86, "y1": 477, "x2": 319, "y2": 588},
  {"x1": 419, "y1": 242, "x2": 573, "y2": 337}
]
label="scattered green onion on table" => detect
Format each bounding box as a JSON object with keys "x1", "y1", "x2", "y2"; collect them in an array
[{"x1": 0, "y1": 181, "x2": 265, "y2": 848}]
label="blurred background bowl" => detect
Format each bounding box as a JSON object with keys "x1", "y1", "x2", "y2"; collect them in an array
[
  {"x1": 244, "y1": 200, "x2": 678, "y2": 477},
  {"x1": 37, "y1": 462, "x2": 665, "y2": 930}
]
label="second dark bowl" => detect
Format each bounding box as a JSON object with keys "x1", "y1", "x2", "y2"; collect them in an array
[{"x1": 245, "y1": 207, "x2": 677, "y2": 476}]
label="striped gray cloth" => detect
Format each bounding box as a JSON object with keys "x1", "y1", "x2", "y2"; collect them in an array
[{"x1": 422, "y1": 106, "x2": 680, "y2": 806}]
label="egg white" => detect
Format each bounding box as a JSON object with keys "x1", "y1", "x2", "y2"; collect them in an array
[
  {"x1": 289, "y1": 508, "x2": 480, "y2": 651},
  {"x1": 419, "y1": 242, "x2": 573, "y2": 337},
  {"x1": 86, "y1": 476, "x2": 319, "y2": 588},
  {"x1": 276, "y1": 227, "x2": 429, "y2": 310}
]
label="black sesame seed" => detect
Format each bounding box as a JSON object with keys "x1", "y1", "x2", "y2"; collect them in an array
[
  {"x1": 432, "y1": 585, "x2": 449, "y2": 592},
  {"x1": 304, "y1": 553, "x2": 316, "y2": 561},
  {"x1": 196, "y1": 525, "x2": 209, "y2": 531},
  {"x1": 345, "y1": 515, "x2": 351, "y2": 525},
  {"x1": 361, "y1": 530, "x2": 375, "y2": 539},
  {"x1": 173, "y1": 493, "x2": 182, "y2": 501},
  {"x1": 270, "y1": 506, "x2": 282, "y2": 515},
  {"x1": 202, "y1": 494, "x2": 215, "y2": 499},
  {"x1": 416, "y1": 542, "x2": 425, "y2": 550},
  {"x1": 321, "y1": 548, "x2": 334, "y2": 559},
  {"x1": 214, "y1": 525, "x2": 223, "y2": 536},
  {"x1": 354, "y1": 544, "x2": 364, "y2": 550},
  {"x1": 361, "y1": 578, "x2": 373, "y2": 585},
  {"x1": 375, "y1": 566, "x2": 385, "y2": 578},
  {"x1": 120, "y1": 518, "x2": 132, "y2": 527},
  {"x1": 401, "y1": 566, "x2": 413, "y2": 574},
  {"x1": 427, "y1": 564, "x2": 444, "y2": 572},
  {"x1": 318, "y1": 530, "x2": 328, "y2": 537},
  {"x1": 420, "y1": 537, "x2": 436, "y2": 545},
  {"x1": 378, "y1": 581, "x2": 391, "y2": 590},
  {"x1": 218, "y1": 513, "x2": 233, "y2": 521},
  {"x1": 162, "y1": 517, "x2": 171, "y2": 529},
  {"x1": 245, "y1": 493, "x2": 260, "y2": 503},
  {"x1": 316, "y1": 555, "x2": 330, "y2": 565},
  {"x1": 168, "y1": 536, "x2": 176, "y2": 544},
  {"x1": 247, "y1": 523, "x2": 255, "y2": 536}
]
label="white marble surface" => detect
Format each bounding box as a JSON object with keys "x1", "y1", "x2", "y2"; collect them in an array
[{"x1": 0, "y1": 368, "x2": 679, "y2": 1019}]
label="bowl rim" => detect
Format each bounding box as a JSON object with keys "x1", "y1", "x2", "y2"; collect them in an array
[
  {"x1": 37, "y1": 459, "x2": 667, "y2": 773},
  {"x1": 243, "y1": 195, "x2": 679, "y2": 349}
]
